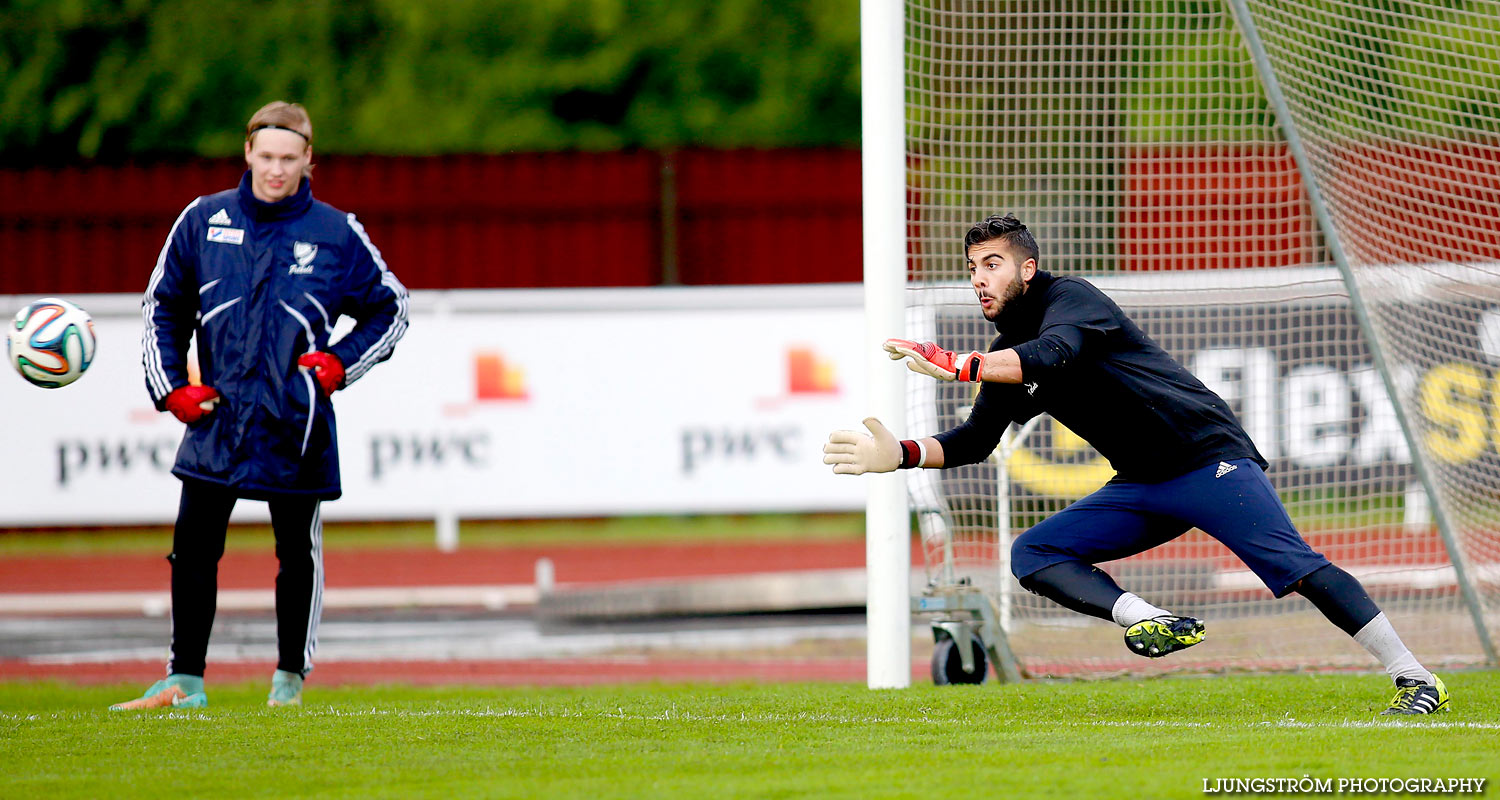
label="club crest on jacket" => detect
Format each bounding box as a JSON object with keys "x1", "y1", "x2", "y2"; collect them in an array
[{"x1": 289, "y1": 241, "x2": 317, "y2": 275}]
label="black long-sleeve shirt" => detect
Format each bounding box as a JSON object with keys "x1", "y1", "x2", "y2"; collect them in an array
[{"x1": 935, "y1": 270, "x2": 1266, "y2": 483}]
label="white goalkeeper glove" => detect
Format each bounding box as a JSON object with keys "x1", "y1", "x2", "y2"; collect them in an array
[
  {"x1": 822, "y1": 417, "x2": 902, "y2": 475},
  {"x1": 882, "y1": 338, "x2": 985, "y2": 382}
]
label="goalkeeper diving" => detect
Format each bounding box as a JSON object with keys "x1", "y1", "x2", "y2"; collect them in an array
[{"x1": 824, "y1": 213, "x2": 1447, "y2": 715}]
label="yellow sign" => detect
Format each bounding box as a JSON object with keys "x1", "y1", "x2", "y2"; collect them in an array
[{"x1": 1004, "y1": 417, "x2": 1113, "y2": 498}]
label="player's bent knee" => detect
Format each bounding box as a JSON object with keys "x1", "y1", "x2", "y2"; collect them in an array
[
  {"x1": 1015, "y1": 571, "x2": 1043, "y2": 595},
  {"x1": 1009, "y1": 531, "x2": 1065, "y2": 581}
]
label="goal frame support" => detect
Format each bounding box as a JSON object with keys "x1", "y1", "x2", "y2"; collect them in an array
[
  {"x1": 869, "y1": 0, "x2": 1500, "y2": 684},
  {"x1": 1227, "y1": 0, "x2": 1497, "y2": 664}
]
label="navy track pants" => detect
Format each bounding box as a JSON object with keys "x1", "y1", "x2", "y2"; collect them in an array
[{"x1": 1010, "y1": 458, "x2": 1329, "y2": 598}]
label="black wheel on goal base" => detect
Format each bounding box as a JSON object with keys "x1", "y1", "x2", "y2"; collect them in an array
[{"x1": 931, "y1": 634, "x2": 989, "y2": 685}]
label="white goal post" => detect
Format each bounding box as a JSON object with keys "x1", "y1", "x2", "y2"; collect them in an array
[
  {"x1": 865, "y1": 0, "x2": 1500, "y2": 685},
  {"x1": 862, "y1": 0, "x2": 912, "y2": 690}
]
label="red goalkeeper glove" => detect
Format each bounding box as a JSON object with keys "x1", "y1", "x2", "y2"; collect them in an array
[
  {"x1": 297, "y1": 351, "x2": 345, "y2": 397},
  {"x1": 882, "y1": 338, "x2": 985, "y2": 382},
  {"x1": 164, "y1": 385, "x2": 220, "y2": 424}
]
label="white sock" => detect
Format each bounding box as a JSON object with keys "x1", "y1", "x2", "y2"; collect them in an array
[
  {"x1": 1353, "y1": 613, "x2": 1433, "y2": 685},
  {"x1": 1111, "y1": 592, "x2": 1171, "y2": 628}
]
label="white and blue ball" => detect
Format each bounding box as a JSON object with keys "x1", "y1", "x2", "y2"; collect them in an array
[{"x1": 7, "y1": 297, "x2": 97, "y2": 388}]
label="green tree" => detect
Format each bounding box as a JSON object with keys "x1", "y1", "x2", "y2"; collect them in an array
[
  {"x1": 1388, "y1": 1, "x2": 1500, "y2": 141},
  {"x1": 0, "y1": 0, "x2": 860, "y2": 160}
]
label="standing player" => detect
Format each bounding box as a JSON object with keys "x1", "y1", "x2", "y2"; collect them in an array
[
  {"x1": 113, "y1": 101, "x2": 409, "y2": 710},
  {"x1": 823, "y1": 214, "x2": 1448, "y2": 715}
]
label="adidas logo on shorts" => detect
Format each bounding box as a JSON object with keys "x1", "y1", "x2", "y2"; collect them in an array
[{"x1": 1214, "y1": 461, "x2": 1238, "y2": 478}]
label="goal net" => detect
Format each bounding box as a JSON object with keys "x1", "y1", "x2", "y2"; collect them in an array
[{"x1": 898, "y1": 0, "x2": 1500, "y2": 677}]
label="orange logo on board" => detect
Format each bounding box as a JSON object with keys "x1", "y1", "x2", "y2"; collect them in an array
[
  {"x1": 474, "y1": 352, "x2": 528, "y2": 401},
  {"x1": 787, "y1": 347, "x2": 838, "y2": 394}
]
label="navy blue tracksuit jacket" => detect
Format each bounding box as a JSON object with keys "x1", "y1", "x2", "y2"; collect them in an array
[{"x1": 143, "y1": 172, "x2": 409, "y2": 500}]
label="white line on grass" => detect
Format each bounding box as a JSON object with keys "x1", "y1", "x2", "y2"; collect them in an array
[
  {"x1": 1067, "y1": 719, "x2": 1500, "y2": 731},
  {"x1": 1270, "y1": 719, "x2": 1500, "y2": 730},
  {"x1": 314, "y1": 713, "x2": 1500, "y2": 731},
  {"x1": 5, "y1": 709, "x2": 1494, "y2": 730},
  {"x1": 305, "y1": 706, "x2": 947, "y2": 725}
]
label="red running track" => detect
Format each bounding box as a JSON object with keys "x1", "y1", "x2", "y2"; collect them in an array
[
  {"x1": 0, "y1": 529, "x2": 1463, "y2": 595},
  {"x1": 0, "y1": 540, "x2": 907, "y2": 594},
  {"x1": 0, "y1": 658, "x2": 902, "y2": 687},
  {"x1": 1, "y1": 540, "x2": 905, "y2": 687}
]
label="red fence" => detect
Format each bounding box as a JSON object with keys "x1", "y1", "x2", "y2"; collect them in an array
[
  {"x1": 8, "y1": 143, "x2": 1496, "y2": 296},
  {"x1": 0, "y1": 149, "x2": 864, "y2": 295},
  {"x1": 1329, "y1": 140, "x2": 1500, "y2": 265},
  {"x1": 1120, "y1": 145, "x2": 1313, "y2": 271}
]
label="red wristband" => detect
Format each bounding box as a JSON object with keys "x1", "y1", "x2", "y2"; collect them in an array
[{"x1": 899, "y1": 440, "x2": 922, "y2": 469}]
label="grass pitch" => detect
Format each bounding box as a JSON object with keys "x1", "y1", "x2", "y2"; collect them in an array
[{"x1": 3, "y1": 672, "x2": 1497, "y2": 799}]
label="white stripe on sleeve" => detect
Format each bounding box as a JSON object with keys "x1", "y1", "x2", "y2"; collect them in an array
[
  {"x1": 343, "y1": 213, "x2": 409, "y2": 384},
  {"x1": 141, "y1": 198, "x2": 202, "y2": 399}
]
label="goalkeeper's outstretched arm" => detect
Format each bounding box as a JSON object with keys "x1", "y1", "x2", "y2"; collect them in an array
[
  {"x1": 882, "y1": 338, "x2": 1024, "y2": 383},
  {"x1": 883, "y1": 321, "x2": 1088, "y2": 385},
  {"x1": 821, "y1": 417, "x2": 948, "y2": 474}
]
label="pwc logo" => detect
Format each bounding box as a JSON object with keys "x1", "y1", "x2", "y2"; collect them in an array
[
  {"x1": 757, "y1": 346, "x2": 839, "y2": 410},
  {"x1": 786, "y1": 346, "x2": 838, "y2": 395},
  {"x1": 474, "y1": 352, "x2": 528, "y2": 401}
]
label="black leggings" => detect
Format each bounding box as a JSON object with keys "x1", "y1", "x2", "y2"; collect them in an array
[
  {"x1": 168, "y1": 479, "x2": 323, "y2": 678},
  {"x1": 1018, "y1": 559, "x2": 1380, "y2": 636}
]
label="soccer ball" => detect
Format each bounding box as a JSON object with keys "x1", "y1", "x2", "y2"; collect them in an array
[{"x1": 7, "y1": 297, "x2": 97, "y2": 388}]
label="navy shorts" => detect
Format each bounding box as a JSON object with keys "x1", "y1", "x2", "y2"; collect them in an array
[{"x1": 1010, "y1": 458, "x2": 1329, "y2": 598}]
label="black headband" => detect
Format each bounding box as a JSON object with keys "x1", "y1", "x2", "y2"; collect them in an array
[{"x1": 249, "y1": 123, "x2": 310, "y2": 142}]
